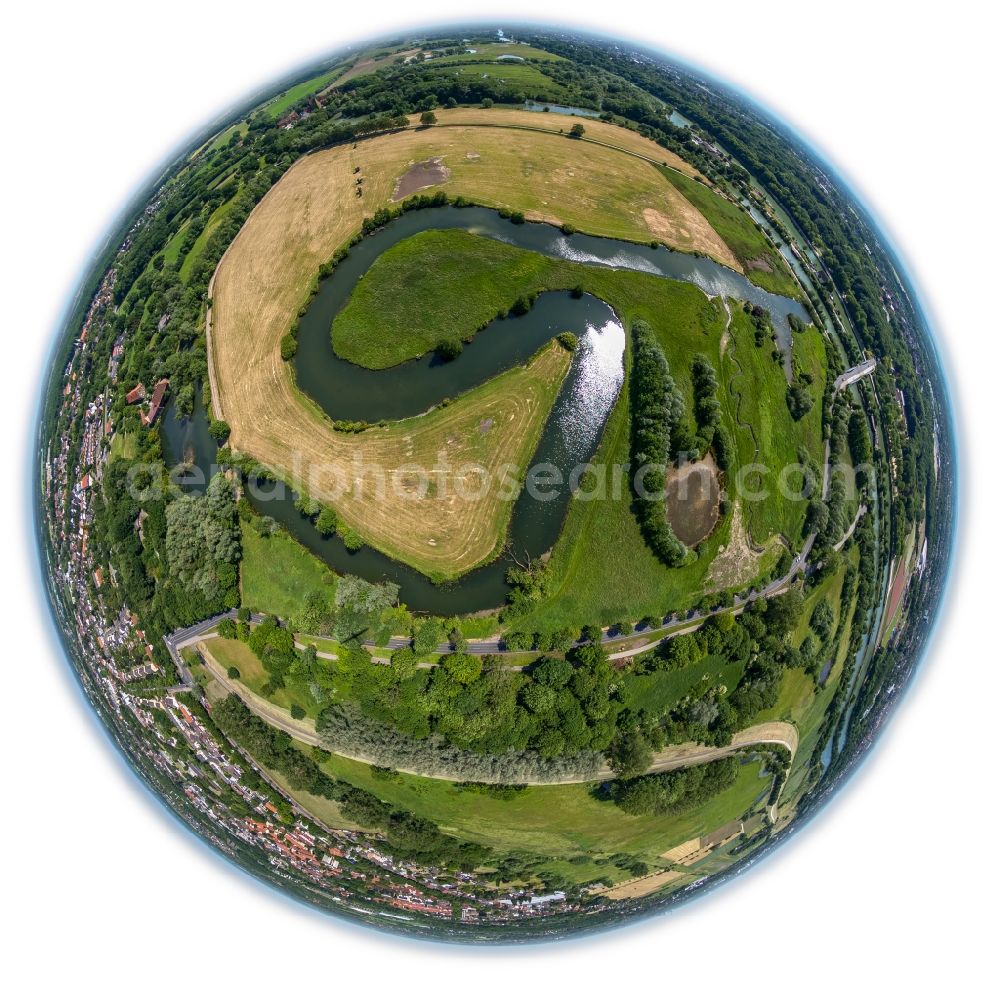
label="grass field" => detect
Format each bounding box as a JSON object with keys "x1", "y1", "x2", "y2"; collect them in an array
[
  {"x1": 210, "y1": 111, "x2": 742, "y2": 578},
  {"x1": 304, "y1": 748, "x2": 768, "y2": 863},
  {"x1": 263, "y1": 68, "x2": 341, "y2": 119},
  {"x1": 657, "y1": 168, "x2": 800, "y2": 298},
  {"x1": 240, "y1": 519, "x2": 337, "y2": 619},
  {"x1": 623, "y1": 654, "x2": 747, "y2": 716},
  {"x1": 331, "y1": 230, "x2": 557, "y2": 367},
  {"x1": 202, "y1": 636, "x2": 326, "y2": 720},
  {"x1": 108, "y1": 431, "x2": 137, "y2": 463},
  {"x1": 162, "y1": 220, "x2": 191, "y2": 266},
  {"x1": 432, "y1": 43, "x2": 566, "y2": 64},
  {"x1": 437, "y1": 62, "x2": 563, "y2": 96},
  {"x1": 508, "y1": 303, "x2": 824, "y2": 631},
  {"x1": 719, "y1": 307, "x2": 826, "y2": 546},
  {"x1": 180, "y1": 193, "x2": 237, "y2": 281}
]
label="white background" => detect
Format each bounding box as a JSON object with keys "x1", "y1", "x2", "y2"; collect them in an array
[{"x1": 2, "y1": 1, "x2": 996, "y2": 995}]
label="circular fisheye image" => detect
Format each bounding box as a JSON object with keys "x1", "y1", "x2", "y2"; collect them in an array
[{"x1": 36, "y1": 24, "x2": 954, "y2": 942}]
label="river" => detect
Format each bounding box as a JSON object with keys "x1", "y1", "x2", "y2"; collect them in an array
[{"x1": 163, "y1": 205, "x2": 808, "y2": 614}]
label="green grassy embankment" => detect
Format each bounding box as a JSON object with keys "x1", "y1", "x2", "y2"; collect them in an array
[
  {"x1": 656, "y1": 168, "x2": 800, "y2": 299},
  {"x1": 240, "y1": 519, "x2": 337, "y2": 620},
  {"x1": 320, "y1": 230, "x2": 826, "y2": 628}
]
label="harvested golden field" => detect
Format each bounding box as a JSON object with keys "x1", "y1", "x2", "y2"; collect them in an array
[
  {"x1": 220, "y1": 312, "x2": 568, "y2": 578},
  {"x1": 430, "y1": 107, "x2": 703, "y2": 178},
  {"x1": 209, "y1": 110, "x2": 734, "y2": 577},
  {"x1": 598, "y1": 868, "x2": 685, "y2": 899}
]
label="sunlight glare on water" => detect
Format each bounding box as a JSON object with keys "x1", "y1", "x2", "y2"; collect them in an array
[
  {"x1": 557, "y1": 318, "x2": 626, "y2": 456},
  {"x1": 551, "y1": 236, "x2": 663, "y2": 275}
]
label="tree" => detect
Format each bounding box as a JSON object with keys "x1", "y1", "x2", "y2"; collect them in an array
[
  {"x1": 315, "y1": 506, "x2": 338, "y2": 536},
  {"x1": 435, "y1": 337, "x2": 463, "y2": 361},
  {"x1": 290, "y1": 704, "x2": 306, "y2": 720},
  {"x1": 248, "y1": 616, "x2": 296, "y2": 683},
  {"x1": 765, "y1": 589, "x2": 805, "y2": 635},
  {"x1": 165, "y1": 473, "x2": 240, "y2": 603},
  {"x1": 208, "y1": 419, "x2": 231, "y2": 442},
  {"x1": 440, "y1": 652, "x2": 481, "y2": 685},
  {"x1": 280, "y1": 333, "x2": 297, "y2": 361},
  {"x1": 810, "y1": 598, "x2": 835, "y2": 642},
  {"x1": 419, "y1": 110, "x2": 437, "y2": 125},
  {"x1": 569, "y1": 122, "x2": 586, "y2": 138},
  {"x1": 786, "y1": 382, "x2": 813, "y2": 420},
  {"x1": 608, "y1": 728, "x2": 652, "y2": 779},
  {"x1": 338, "y1": 523, "x2": 365, "y2": 551},
  {"x1": 502, "y1": 630, "x2": 533, "y2": 651},
  {"x1": 411, "y1": 617, "x2": 444, "y2": 656},
  {"x1": 333, "y1": 575, "x2": 399, "y2": 643},
  {"x1": 389, "y1": 646, "x2": 418, "y2": 681},
  {"x1": 294, "y1": 492, "x2": 320, "y2": 518}
]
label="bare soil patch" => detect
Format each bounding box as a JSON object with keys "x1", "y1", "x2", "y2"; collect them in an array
[
  {"x1": 392, "y1": 156, "x2": 451, "y2": 201},
  {"x1": 665, "y1": 453, "x2": 720, "y2": 546},
  {"x1": 707, "y1": 499, "x2": 762, "y2": 591}
]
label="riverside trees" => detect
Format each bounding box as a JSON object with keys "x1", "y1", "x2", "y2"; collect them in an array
[{"x1": 629, "y1": 321, "x2": 688, "y2": 567}]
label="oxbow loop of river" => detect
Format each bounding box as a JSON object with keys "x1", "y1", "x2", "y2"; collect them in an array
[{"x1": 163, "y1": 205, "x2": 806, "y2": 614}]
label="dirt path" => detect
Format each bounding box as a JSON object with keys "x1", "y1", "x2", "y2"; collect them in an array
[{"x1": 833, "y1": 503, "x2": 867, "y2": 551}]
